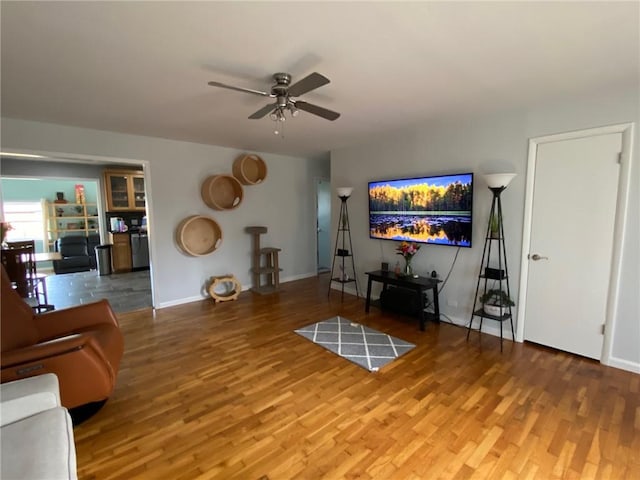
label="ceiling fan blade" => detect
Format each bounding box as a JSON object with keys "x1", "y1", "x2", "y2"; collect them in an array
[
  {"x1": 207, "y1": 81, "x2": 271, "y2": 97},
  {"x1": 295, "y1": 101, "x2": 340, "y2": 121},
  {"x1": 287, "y1": 72, "x2": 330, "y2": 97},
  {"x1": 249, "y1": 103, "x2": 277, "y2": 119}
]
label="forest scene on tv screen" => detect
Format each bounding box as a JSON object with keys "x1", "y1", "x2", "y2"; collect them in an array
[{"x1": 369, "y1": 173, "x2": 473, "y2": 247}]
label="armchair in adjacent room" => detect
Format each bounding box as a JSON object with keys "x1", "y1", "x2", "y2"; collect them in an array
[
  {"x1": 1, "y1": 265, "x2": 124, "y2": 409},
  {"x1": 53, "y1": 234, "x2": 101, "y2": 274}
]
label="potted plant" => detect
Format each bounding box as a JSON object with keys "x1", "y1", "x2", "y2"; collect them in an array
[
  {"x1": 479, "y1": 288, "x2": 514, "y2": 317},
  {"x1": 489, "y1": 213, "x2": 500, "y2": 238}
]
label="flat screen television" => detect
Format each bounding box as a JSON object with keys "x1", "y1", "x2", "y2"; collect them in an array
[{"x1": 368, "y1": 172, "x2": 473, "y2": 247}]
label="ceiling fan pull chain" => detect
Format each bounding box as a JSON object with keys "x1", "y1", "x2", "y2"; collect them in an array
[{"x1": 274, "y1": 117, "x2": 285, "y2": 139}]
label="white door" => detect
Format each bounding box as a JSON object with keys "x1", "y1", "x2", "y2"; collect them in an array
[
  {"x1": 316, "y1": 179, "x2": 331, "y2": 272},
  {"x1": 524, "y1": 133, "x2": 622, "y2": 359}
]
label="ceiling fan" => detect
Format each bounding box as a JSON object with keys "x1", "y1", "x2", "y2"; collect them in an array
[{"x1": 207, "y1": 72, "x2": 340, "y2": 122}]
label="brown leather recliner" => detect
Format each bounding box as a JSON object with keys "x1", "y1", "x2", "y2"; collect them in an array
[{"x1": 1, "y1": 265, "x2": 124, "y2": 409}]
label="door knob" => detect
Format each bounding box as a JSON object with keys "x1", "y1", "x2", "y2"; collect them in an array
[{"x1": 529, "y1": 254, "x2": 549, "y2": 261}]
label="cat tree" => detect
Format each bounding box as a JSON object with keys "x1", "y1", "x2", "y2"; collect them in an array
[{"x1": 246, "y1": 226, "x2": 281, "y2": 294}]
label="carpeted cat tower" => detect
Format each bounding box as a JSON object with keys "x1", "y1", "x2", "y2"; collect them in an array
[{"x1": 246, "y1": 226, "x2": 281, "y2": 294}]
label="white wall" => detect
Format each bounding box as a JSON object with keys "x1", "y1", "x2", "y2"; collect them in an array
[
  {"x1": 1, "y1": 118, "x2": 328, "y2": 307},
  {"x1": 331, "y1": 88, "x2": 639, "y2": 371}
]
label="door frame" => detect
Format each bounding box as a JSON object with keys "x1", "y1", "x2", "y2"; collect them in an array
[
  {"x1": 0, "y1": 149, "x2": 155, "y2": 309},
  {"x1": 515, "y1": 123, "x2": 635, "y2": 366},
  {"x1": 315, "y1": 177, "x2": 331, "y2": 273}
]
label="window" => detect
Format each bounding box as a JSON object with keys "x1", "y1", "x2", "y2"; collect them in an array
[{"x1": 3, "y1": 201, "x2": 44, "y2": 241}]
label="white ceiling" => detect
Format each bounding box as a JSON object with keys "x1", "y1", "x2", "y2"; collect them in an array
[{"x1": 1, "y1": 1, "x2": 638, "y2": 158}]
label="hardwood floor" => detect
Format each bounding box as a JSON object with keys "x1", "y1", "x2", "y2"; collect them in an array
[{"x1": 74, "y1": 276, "x2": 639, "y2": 479}]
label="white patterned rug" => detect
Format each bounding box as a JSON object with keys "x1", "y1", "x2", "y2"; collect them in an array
[{"x1": 295, "y1": 316, "x2": 415, "y2": 372}]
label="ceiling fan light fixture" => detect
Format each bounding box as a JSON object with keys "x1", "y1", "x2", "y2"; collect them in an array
[
  {"x1": 208, "y1": 71, "x2": 340, "y2": 129},
  {"x1": 270, "y1": 107, "x2": 287, "y2": 123}
]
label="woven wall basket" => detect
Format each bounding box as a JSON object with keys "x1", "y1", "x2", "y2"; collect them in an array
[
  {"x1": 201, "y1": 174, "x2": 244, "y2": 210},
  {"x1": 232, "y1": 154, "x2": 267, "y2": 185},
  {"x1": 176, "y1": 215, "x2": 222, "y2": 256}
]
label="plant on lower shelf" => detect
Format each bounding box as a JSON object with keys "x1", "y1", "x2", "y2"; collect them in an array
[
  {"x1": 489, "y1": 214, "x2": 500, "y2": 238},
  {"x1": 479, "y1": 288, "x2": 514, "y2": 317}
]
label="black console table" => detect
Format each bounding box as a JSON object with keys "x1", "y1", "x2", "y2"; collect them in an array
[{"x1": 365, "y1": 270, "x2": 441, "y2": 331}]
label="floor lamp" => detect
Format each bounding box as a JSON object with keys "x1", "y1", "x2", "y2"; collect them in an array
[
  {"x1": 328, "y1": 187, "x2": 359, "y2": 300},
  {"x1": 467, "y1": 173, "x2": 516, "y2": 351}
]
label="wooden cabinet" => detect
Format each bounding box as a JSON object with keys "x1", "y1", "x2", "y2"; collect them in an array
[
  {"x1": 109, "y1": 232, "x2": 132, "y2": 273},
  {"x1": 104, "y1": 170, "x2": 146, "y2": 212},
  {"x1": 44, "y1": 201, "x2": 101, "y2": 252}
]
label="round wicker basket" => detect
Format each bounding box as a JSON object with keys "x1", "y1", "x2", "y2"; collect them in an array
[
  {"x1": 176, "y1": 215, "x2": 222, "y2": 256},
  {"x1": 232, "y1": 154, "x2": 267, "y2": 185},
  {"x1": 201, "y1": 175, "x2": 243, "y2": 210}
]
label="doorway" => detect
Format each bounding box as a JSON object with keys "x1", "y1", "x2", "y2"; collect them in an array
[
  {"x1": 516, "y1": 124, "x2": 634, "y2": 362},
  {"x1": 316, "y1": 178, "x2": 331, "y2": 273},
  {"x1": 0, "y1": 156, "x2": 154, "y2": 313}
]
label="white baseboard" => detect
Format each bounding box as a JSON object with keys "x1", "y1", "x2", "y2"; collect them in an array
[
  {"x1": 605, "y1": 356, "x2": 640, "y2": 374},
  {"x1": 427, "y1": 311, "x2": 520, "y2": 345},
  {"x1": 465, "y1": 315, "x2": 516, "y2": 341},
  {"x1": 458, "y1": 314, "x2": 638, "y2": 374},
  {"x1": 156, "y1": 295, "x2": 205, "y2": 309},
  {"x1": 282, "y1": 272, "x2": 317, "y2": 283},
  {"x1": 156, "y1": 271, "x2": 319, "y2": 309},
  {"x1": 329, "y1": 283, "x2": 362, "y2": 298}
]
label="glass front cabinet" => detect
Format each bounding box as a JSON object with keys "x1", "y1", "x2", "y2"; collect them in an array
[{"x1": 104, "y1": 170, "x2": 146, "y2": 211}]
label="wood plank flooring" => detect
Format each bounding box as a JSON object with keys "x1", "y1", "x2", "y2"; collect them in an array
[{"x1": 74, "y1": 275, "x2": 639, "y2": 479}]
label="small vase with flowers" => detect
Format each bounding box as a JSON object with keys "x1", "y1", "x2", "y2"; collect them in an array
[{"x1": 395, "y1": 241, "x2": 421, "y2": 277}]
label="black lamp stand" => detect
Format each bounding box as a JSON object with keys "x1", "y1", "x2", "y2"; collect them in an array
[
  {"x1": 328, "y1": 195, "x2": 360, "y2": 300},
  {"x1": 467, "y1": 186, "x2": 515, "y2": 351}
]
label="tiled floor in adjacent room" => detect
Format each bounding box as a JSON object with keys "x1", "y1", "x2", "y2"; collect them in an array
[{"x1": 44, "y1": 269, "x2": 152, "y2": 313}]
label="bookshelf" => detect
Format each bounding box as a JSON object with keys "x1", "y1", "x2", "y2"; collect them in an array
[{"x1": 44, "y1": 201, "x2": 101, "y2": 252}]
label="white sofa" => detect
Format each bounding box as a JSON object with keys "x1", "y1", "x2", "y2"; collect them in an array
[{"x1": 0, "y1": 374, "x2": 77, "y2": 480}]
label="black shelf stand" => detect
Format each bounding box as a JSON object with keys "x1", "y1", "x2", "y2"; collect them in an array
[
  {"x1": 467, "y1": 186, "x2": 515, "y2": 351},
  {"x1": 328, "y1": 195, "x2": 360, "y2": 300}
]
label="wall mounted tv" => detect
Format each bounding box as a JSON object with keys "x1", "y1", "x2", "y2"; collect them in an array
[{"x1": 368, "y1": 173, "x2": 473, "y2": 247}]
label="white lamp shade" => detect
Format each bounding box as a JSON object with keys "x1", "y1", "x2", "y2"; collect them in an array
[
  {"x1": 336, "y1": 187, "x2": 354, "y2": 197},
  {"x1": 483, "y1": 173, "x2": 516, "y2": 189}
]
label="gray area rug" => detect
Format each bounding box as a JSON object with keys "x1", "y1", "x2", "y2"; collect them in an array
[{"x1": 295, "y1": 316, "x2": 415, "y2": 372}]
